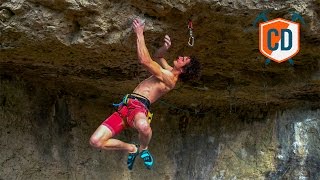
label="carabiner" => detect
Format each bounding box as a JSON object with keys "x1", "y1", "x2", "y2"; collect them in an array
[
  {"x1": 188, "y1": 36, "x2": 194, "y2": 46},
  {"x1": 188, "y1": 28, "x2": 194, "y2": 46}
]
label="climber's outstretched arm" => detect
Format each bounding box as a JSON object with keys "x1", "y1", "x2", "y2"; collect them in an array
[{"x1": 153, "y1": 35, "x2": 173, "y2": 71}]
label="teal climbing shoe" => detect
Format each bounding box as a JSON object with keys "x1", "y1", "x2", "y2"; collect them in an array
[
  {"x1": 127, "y1": 145, "x2": 139, "y2": 170},
  {"x1": 140, "y1": 149, "x2": 154, "y2": 169}
]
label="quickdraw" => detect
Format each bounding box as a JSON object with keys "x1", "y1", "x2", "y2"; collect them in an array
[{"x1": 188, "y1": 19, "x2": 194, "y2": 47}]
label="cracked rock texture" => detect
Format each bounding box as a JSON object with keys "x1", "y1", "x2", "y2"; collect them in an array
[{"x1": 1, "y1": 0, "x2": 320, "y2": 179}]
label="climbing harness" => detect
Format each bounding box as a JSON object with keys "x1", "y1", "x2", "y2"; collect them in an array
[
  {"x1": 113, "y1": 94, "x2": 153, "y2": 123},
  {"x1": 147, "y1": 111, "x2": 153, "y2": 124},
  {"x1": 188, "y1": 19, "x2": 194, "y2": 47},
  {"x1": 112, "y1": 94, "x2": 129, "y2": 107}
]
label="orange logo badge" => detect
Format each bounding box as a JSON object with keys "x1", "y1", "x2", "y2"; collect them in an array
[
  {"x1": 253, "y1": 11, "x2": 305, "y2": 65},
  {"x1": 259, "y1": 18, "x2": 300, "y2": 63}
]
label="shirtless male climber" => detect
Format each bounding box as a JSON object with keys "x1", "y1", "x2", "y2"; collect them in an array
[{"x1": 89, "y1": 19, "x2": 201, "y2": 170}]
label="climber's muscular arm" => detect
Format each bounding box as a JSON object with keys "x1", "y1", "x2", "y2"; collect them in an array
[
  {"x1": 132, "y1": 19, "x2": 175, "y2": 87},
  {"x1": 153, "y1": 35, "x2": 173, "y2": 71}
]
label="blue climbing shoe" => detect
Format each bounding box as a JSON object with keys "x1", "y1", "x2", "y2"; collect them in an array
[
  {"x1": 140, "y1": 149, "x2": 154, "y2": 169},
  {"x1": 127, "y1": 145, "x2": 139, "y2": 170}
]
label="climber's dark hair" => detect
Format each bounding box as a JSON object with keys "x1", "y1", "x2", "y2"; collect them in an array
[{"x1": 179, "y1": 56, "x2": 201, "y2": 82}]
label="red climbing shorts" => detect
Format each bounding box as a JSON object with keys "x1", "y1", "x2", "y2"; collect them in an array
[{"x1": 102, "y1": 98, "x2": 149, "y2": 136}]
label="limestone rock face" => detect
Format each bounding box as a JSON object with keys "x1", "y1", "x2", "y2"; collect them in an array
[{"x1": 1, "y1": 0, "x2": 320, "y2": 179}]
